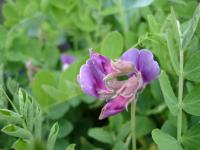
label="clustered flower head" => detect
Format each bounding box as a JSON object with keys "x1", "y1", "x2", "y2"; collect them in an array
[{"x1": 77, "y1": 48, "x2": 160, "y2": 120}]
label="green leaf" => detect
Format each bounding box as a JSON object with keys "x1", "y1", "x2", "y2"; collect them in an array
[
  {"x1": 101, "y1": 31, "x2": 123, "y2": 59},
  {"x1": 88, "y1": 128, "x2": 114, "y2": 145},
  {"x1": 66, "y1": 144, "x2": 76, "y2": 150},
  {"x1": 47, "y1": 122, "x2": 59, "y2": 150},
  {"x1": 32, "y1": 70, "x2": 57, "y2": 108},
  {"x1": 18, "y1": 88, "x2": 25, "y2": 114},
  {"x1": 0, "y1": 65, "x2": 3, "y2": 87},
  {"x1": 116, "y1": 122, "x2": 130, "y2": 142},
  {"x1": 136, "y1": 116, "x2": 156, "y2": 138},
  {"x1": 71, "y1": 13, "x2": 97, "y2": 32},
  {"x1": 159, "y1": 71, "x2": 178, "y2": 115},
  {"x1": 182, "y1": 4, "x2": 200, "y2": 50},
  {"x1": 0, "y1": 88, "x2": 8, "y2": 108},
  {"x1": 2, "y1": 2, "x2": 19, "y2": 26},
  {"x1": 166, "y1": 32, "x2": 179, "y2": 75},
  {"x1": 112, "y1": 141, "x2": 128, "y2": 150},
  {"x1": 0, "y1": 109, "x2": 23, "y2": 124},
  {"x1": 12, "y1": 139, "x2": 30, "y2": 150},
  {"x1": 161, "y1": 121, "x2": 177, "y2": 138},
  {"x1": 84, "y1": 0, "x2": 99, "y2": 9},
  {"x1": 147, "y1": 14, "x2": 160, "y2": 33},
  {"x1": 6, "y1": 78, "x2": 19, "y2": 95},
  {"x1": 1, "y1": 124, "x2": 32, "y2": 139},
  {"x1": 108, "y1": 114, "x2": 123, "y2": 132},
  {"x1": 184, "y1": 51, "x2": 200, "y2": 82},
  {"x1": 42, "y1": 85, "x2": 68, "y2": 102},
  {"x1": 101, "y1": 6, "x2": 119, "y2": 16},
  {"x1": 182, "y1": 124, "x2": 200, "y2": 150},
  {"x1": 50, "y1": 0, "x2": 69, "y2": 10},
  {"x1": 47, "y1": 102, "x2": 70, "y2": 120},
  {"x1": 152, "y1": 129, "x2": 183, "y2": 150},
  {"x1": 170, "y1": 8, "x2": 182, "y2": 48},
  {"x1": 183, "y1": 85, "x2": 200, "y2": 116},
  {"x1": 57, "y1": 119, "x2": 73, "y2": 138}
]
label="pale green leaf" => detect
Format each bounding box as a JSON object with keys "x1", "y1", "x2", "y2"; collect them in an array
[
  {"x1": 112, "y1": 141, "x2": 128, "y2": 150},
  {"x1": 159, "y1": 71, "x2": 178, "y2": 115},
  {"x1": 0, "y1": 109, "x2": 23, "y2": 124},
  {"x1": 184, "y1": 51, "x2": 200, "y2": 82},
  {"x1": 183, "y1": 85, "x2": 200, "y2": 116},
  {"x1": 101, "y1": 31, "x2": 123, "y2": 59},
  {"x1": 182, "y1": 124, "x2": 200, "y2": 150},
  {"x1": 182, "y1": 4, "x2": 200, "y2": 50},
  {"x1": 47, "y1": 122, "x2": 59, "y2": 150},
  {"x1": 12, "y1": 139, "x2": 30, "y2": 150},
  {"x1": 2, "y1": 124, "x2": 32, "y2": 139},
  {"x1": 152, "y1": 129, "x2": 183, "y2": 150},
  {"x1": 166, "y1": 32, "x2": 179, "y2": 75},
  {"x1": 88, "y1": 128, "x2": 114, "y2": 145},
  {"x1": 66, "y1": 144, "x2": 76, "y2": 150}
]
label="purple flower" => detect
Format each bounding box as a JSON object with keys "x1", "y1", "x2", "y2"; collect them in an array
[
  {"x1": 78, "y1": 48, "x2": 160, "y2": 119},
  {"x1": 60, "y1": 54, "x2": 75, "y2": 70}
]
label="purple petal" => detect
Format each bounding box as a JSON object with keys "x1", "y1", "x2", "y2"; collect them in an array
[
  {"x1": 99, "y1": 95, "x2": 129, "y2": 120},
  {"x1": 87, "y1": 60, "x2": 106, "y2": 91},
  {"x1": 78, "y1": 62, "x2": 98, "y2": 97},
  {"x1": 60, "y1": 54, "x2": 75, "y2": 65},
  {"x1": 121, "y1": 48, "x2": 140, "y2": 68},
  {"x1": 138, "y1": 49, "x2": 160, "y2": 83},
  {"x1": 78, "y1": 52, "x2": 112, "y2": 98},
  {"x1": 90, "y1": 50, "x2": 113, "y2": 74}
]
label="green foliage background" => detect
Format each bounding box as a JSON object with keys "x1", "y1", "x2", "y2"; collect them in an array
[{"x1": 0, "y1": 0, "x2": 200, "y2": 150}]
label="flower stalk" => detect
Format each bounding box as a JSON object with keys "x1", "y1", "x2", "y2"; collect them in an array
[
  {"x1": 177, "y1": 49, "x2": 184, "y2": 143},
  {"x1": 131, "y1": 100, "x2": 136, "y2": 150}
]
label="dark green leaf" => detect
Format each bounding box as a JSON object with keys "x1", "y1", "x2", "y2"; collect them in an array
[
  {"x1": 57, "y1": 119, "x2": 73, "y2": 138},
  {"x1": 136, "y1": 116, "x2": 156, "y2": 138}
]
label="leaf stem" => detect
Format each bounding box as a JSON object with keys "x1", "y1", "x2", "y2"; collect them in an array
[
  {"x1": 177, "y1": 49, "x2": 184, "y2": 143},
  {"x1": 131, "y1": 101, "x2": 136, "y2": 150}
]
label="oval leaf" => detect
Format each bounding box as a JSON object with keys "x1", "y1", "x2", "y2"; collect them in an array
[
  {"x1": 152, "y1": 129, "x2": 183, "y2": 150},
  {"x1": 101, "y1": 31, "x2": 123, "y2": 59},
  {"x1": 182, "y1": 124, "x2": 200, "y2": 150},
  {"x1": 183, "y1": 85, "x2": 200, "y2": 116},
  {"x1": 184, "y1": 51, "x2": 200, "y2": 82},
  {"x1": 88, "y1": 128, "x2": 114, "y2": 145}
]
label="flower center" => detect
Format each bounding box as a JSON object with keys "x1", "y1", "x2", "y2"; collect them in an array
[{"x1": 98, "y1": 59, "x2": 143, "y2": 101}]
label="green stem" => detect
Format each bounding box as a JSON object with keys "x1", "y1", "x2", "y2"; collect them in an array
[
  {"x1": 177, "y1": 49, "x2": 184, "y2": 143},
  {"x1": 131, "y1": 101, "x2": 136, "y2": 150}
]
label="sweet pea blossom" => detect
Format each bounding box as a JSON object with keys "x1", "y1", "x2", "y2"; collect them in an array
[{"x1": 77, "y1": 48, "x2": 160, "y2": 120}]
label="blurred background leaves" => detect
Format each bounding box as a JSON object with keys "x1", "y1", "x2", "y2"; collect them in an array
[{"x1": 0, "y1": 0, "x2": 200, "y2": 150}]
